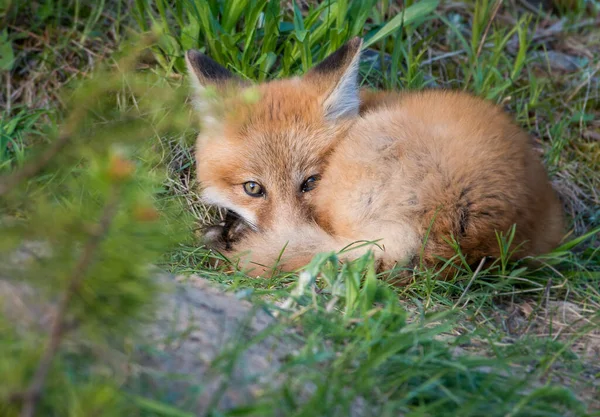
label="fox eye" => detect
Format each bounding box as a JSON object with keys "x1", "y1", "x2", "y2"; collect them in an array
[
  {"x1": 301, "y1": 175, "x2": 320, "y2": 193},
  {"x1": 243, "y1": 181, "x2": 264, "y2": 197}
]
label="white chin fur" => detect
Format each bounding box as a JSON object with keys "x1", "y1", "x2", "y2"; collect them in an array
[{"x1": 201, "y1": 186, "x2": 259, "y2": 230}]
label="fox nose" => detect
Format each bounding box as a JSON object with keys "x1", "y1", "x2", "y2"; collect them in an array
[{"x1": 270, "y1": 200, "x2": 312, "y2": 233}]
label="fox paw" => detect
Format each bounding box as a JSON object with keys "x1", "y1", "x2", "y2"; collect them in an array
[{"x1": 202, "y1": 210, "x2": 251, "y2": 253}]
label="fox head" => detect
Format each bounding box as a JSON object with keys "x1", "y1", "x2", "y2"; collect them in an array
[{"x1": 185, "y1": 37, "x2": 363, "y2": 232}]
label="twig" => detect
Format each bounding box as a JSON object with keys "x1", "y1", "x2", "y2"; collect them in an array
[
  {"x1": 20, "y1": 189, "x2": 120, "y2": 417},
  {"x1": 506, "y1": 17, "x2": 598, "y2": 52},
  {"x1": 454, "y1": 257, "x2": 487, "y2": 308},
  {"x1": 544, "y1": 276, "x2": 552, "y2": 322},
  {"x1": 518, "y1": 0, "x2": 551, "y2": 18},
  {"x1": 462, "y1": 0, "x2": 503, "y2": 89},
  {"x1": 567, "y1": 61, "x2": 600, "y2": 102},
  {"x1": 475, "y1": 0, "x2": 503, "y2": 59},
  {"x1": 6, "y1": 71, "x2": 11, "y2": 113}
]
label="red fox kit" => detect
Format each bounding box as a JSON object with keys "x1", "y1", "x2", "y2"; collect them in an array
[{"x1": 185, "y1": 37, "x2": 565, "y2": 280}]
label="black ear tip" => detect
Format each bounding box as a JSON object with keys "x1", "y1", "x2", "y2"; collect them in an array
[
  {"x1": 308, "y1": 37, "x2": 363, "y2": 76},
  {"x1": 337, "y1": 36, "x2": 363, "y2": 58},
  {"x1": 347, "y1": 36, "x2": 363, "y2": 50},
  {"x1": 185, "y1": 49, "x2": 203, "y2": 63},
  {"x1": 185, "y1": 49, "x2": 235, "y2": 82}
]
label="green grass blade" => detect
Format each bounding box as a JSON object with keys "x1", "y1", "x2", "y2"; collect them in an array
[
  {"x1": 554, "y1": 225, "x2": 600, "y2": 253},
  {"x1": 363, "y1": 0, "x2": 439, "y2": 49},
  {"x1": 222, "y1": 0, "x2": 250, "y2": 32},
  {"x1": 132, "y1": 395, "x2": 196, "y2": 417}
]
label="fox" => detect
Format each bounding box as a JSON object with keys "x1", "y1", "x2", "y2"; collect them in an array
[{"x1": 184, "y1": 37, "x2": 565, "y2": 281}]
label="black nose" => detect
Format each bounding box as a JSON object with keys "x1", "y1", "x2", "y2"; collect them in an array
[
  {"x1": 223, "y1": 209, "x2": 241, "y2": 229},
  {"x1": 221, "y1": 210, "x2": 248, "y2": 250}
]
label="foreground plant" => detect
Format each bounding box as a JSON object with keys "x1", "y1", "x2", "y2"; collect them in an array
[{"x1": 0, "y1": 37, "x2": 192, "y2": 416}]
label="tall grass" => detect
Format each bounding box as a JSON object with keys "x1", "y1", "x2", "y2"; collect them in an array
[{"x1": 134, "y1": 0, "x2": 439, "y2": 79}]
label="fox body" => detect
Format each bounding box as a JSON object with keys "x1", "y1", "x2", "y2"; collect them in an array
[{"x1": 185, "y1": 37, "x2": 565, "y2": 279}]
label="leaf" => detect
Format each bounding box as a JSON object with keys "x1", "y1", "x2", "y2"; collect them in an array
[
  {"x1": 362, "y1": 0, "x2": 439, "y2": 49},
  {"x1": 509, "y1": 267, "x2": 529, "y2": 277},
  {"x1": 553, "y1": 225, "x2": 600, "y2": 253},
  {"x1": 132, "y1": 395, "x2": 196, "y2": 417},
  {"x1": 360, "y1": 254, "x2": 378, "y2": 314},
  {"x1": 222, "y1": 0, "x2": 250, "y2": 33},
  {"x1": 292, "y1": 0, "x2": 307, "y2": 42},
  {"x1": 0, "y1": 30, "x2": 14, "y2": 71}
]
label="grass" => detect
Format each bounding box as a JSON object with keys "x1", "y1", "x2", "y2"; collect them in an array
[{"x1": 1, "y1": 0, "x2": 600, "y2": 416}]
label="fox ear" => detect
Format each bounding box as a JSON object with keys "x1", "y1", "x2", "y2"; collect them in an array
[
  {"x1": 185, "y1": 50, "x2": 238, "y2": 91},
  {"x1": 305, "y1": 37, "x2": 363, "y2": 122},
  {"x1": 185, "y1": 50, "x2": 245, "y2": 128}
]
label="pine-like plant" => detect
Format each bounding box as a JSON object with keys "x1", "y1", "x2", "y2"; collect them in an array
[{"x1": 0, "y1": 35, "x2": 193, "y2": 417}]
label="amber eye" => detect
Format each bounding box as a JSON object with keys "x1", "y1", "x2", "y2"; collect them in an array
[
  {"x1": 243, "y1": 181, "x2": 264, "y2": 197},
  {"x1": 301, "y1": 175, "x2": 320, "y2": 193}
]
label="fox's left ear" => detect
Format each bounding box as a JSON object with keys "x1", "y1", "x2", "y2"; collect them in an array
[
  {"x1": 185, "y1": 50, "x2": 241, "y2": 91},
  {"x1": 305, "y1": 37, "x2": 363, "y2": 122},
  {"x1": 185, "y1": 50, "x2": 247, "y2": 128}
]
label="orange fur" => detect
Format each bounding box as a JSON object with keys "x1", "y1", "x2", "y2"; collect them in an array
[{"x1": 185, "y1": 38, "x2": 565, "y2": 280}]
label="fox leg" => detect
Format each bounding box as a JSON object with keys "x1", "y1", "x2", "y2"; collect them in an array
[
  {"x1": 202, "y1": 214, "x2": 420, "y2": 280},
  {"x1": 221, "y1": 223, "x2": 348, "y2": 277},
  {"x1": 202, "y1": 220, "x2": 383, "y2": 277}
]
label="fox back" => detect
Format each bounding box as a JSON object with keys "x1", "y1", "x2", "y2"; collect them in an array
[
  {"x1": 314, "y1": 89, "x2": 565, "y2": 273},
  {"x1": 185, "y1": 37, "x2": 565, "y2": 279}
]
